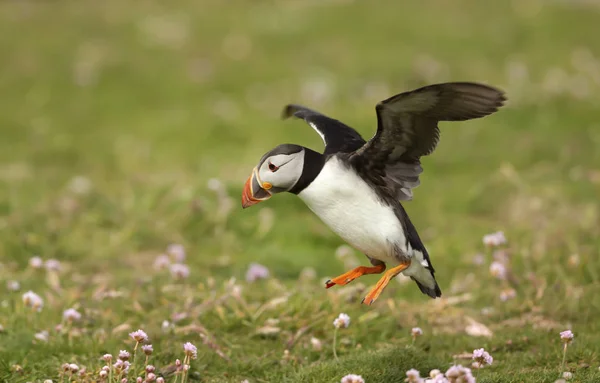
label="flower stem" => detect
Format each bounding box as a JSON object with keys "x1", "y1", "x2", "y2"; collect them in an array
[
  {"x1": 108, "y1": 360, "x2": 113, "y2": 383},
  {"x1": 182, "y1": 355, "x2": 190, "y2": 383},
  {"x1": 333, "y1": 327, "x2": 339, "y2": 361},
  {"x1": 559, "y1": 343, "x2": 568, "y2": 377}
]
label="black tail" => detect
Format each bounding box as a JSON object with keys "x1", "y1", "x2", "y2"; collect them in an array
[{"x1": 412, "y1": 277, "x2": 442, "y2": 298}]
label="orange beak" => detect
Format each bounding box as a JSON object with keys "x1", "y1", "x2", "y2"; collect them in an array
[{"x1": 241, "y1": 168, "x2": 272, "y2": 209}]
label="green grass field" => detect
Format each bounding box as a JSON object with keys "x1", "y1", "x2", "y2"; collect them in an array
[{"x1": 1, "y1": 1, "x2": 600, "y2": 382}]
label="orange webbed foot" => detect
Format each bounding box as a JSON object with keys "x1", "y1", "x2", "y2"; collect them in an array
[
  {"x1": 361, "y1": 261, "x2": 410, "y2": 305},
  {"x1": 325, "y1": 264, "x2": 386, "y2": 289}
]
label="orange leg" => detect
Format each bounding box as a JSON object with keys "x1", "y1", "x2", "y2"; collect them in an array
[
  {"x1": 325, "y1": 264, "x2": 386, "y2": 289},
  {"x1": 361, "y1": 261, "x2": 411, "y2": 305}
]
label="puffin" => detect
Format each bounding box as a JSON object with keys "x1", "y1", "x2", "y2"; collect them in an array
[{"x1": 241, "y1": 82, "x2": 505, "y2": 305}]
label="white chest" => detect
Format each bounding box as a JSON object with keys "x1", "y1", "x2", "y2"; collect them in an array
[{"x1": 298, "y1": 157, "x2": 407, "y2": 263}]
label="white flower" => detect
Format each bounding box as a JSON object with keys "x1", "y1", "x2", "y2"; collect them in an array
[
  {"x1": 29, "y1": 256, "x2": 43, "y2": 269},
  {"x1": 99, "y1": 370, "x2": 108, "y2": 378},
  {"x1": 6, "y1": 280, "x2": 20, "y2": 291},
  {"x1": 22, "y1": 290, "x2": 44, "y2": 311},
  {"x1": 170, "y1": 263, "x2": 190, "y2": 280},
  {"x1": 153, "y1": 255, "x2": 171, "y2": 270},
  {"x1": 429, "y1": 369, "x2": 442, "y2": 378},
  {"x1": 560, "y1": 330, "x2": 574, "y2": 343},
  {"x1": 44, "y1": 380, "x2": 54, "y2": 383},
  {"x1": 34, "y1": 331, "x2": 49, "y2": 342},
  {"x1": 45, "y1": 259, "x2": 61, "y2": 271},
  {"x1": 129, "y1": 329, "x2": 149, "y2": 343},
  {"x1": 167, "y1": 244, "x2": 186, "y2": 262},
  {"x1": 69, "y1": 364, "x2": 79, "y2": 373},
  {"x1": 161, "y1": 320, "x2": 174, "y2": 332},
  {"x1": 63, "y1": 308, "x2": 82, "y2": 322},
  {"x1": 563, "y1": 371, "x2": 573, "y2": 380},
  {"x1": 102, "y1": 354, "x2": 112, "y2": 362},
  {"x1": 245, "y1": 263, "x2": 270, "y2": 283},
  {"x1": 411, "y1": 327, "x2": 423, "y2": 337},
  {"x1": 333, "y1": 313, "x2": 351, "y2": 329},
  {"x1": 483, "y1": 231, "x2": 507, "y2": 247},
  {"x1": 183, "y1": 342, "x2": 198, "y2": 359},
  {"x1": 405, "y1": 368, "x2": 421, "y2": 382},
  {"x1": 310, "y1": 337, "x2": 322, "y2": 351},
  {"x1": 472, "y1": 348, "x2": 493, "y2": 366},
  {"x1": 340, "y1": 374, "x2": 365, "y2": 383},
  {"x1": 489, "y1": 261, "x2": 507, "y2": 279}
]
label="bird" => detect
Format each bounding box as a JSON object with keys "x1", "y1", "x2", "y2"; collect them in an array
[{"x1": 241, "y1": 82, "x2": 506, "y2": 305}]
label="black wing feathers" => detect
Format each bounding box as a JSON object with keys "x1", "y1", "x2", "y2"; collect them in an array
[{"x1": 282, "y1": 104, "x2": 366, "y2": 155}]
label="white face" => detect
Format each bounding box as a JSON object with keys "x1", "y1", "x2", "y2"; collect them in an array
[{"x1": 256, "y1": 151, "x2": 305, "y2": 193}]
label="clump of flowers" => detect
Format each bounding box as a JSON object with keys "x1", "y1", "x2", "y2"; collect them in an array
[
  {"x1": 332, "y1": 313, "x2": 351, "y2": 360},
  {"x1": 310, "y1": 337, "x2": 322, "y2": 351},
  {"x1": 29, "y1": 256, "x2": 44, "y2": 269},
  {"x1": 22, "y1": 290, "x2": 44, "y2": 312},
  {"x1": 445, "y1": 365, "x2": 475, "y2": 382},
  {"x1": 405, "y1": 368, "x2": 421, "y2": 382},
  {"x1": 472, "y1": 348, "x2": 493, "y2": 370},
  {"x1": 411, "y1": 327, "x2": 423, "y2": 345},
  {"x1": 245, "y1": 262, "x2": 270, "y2": 283},
  {"x1": 7, "y1": 280, "x2": 20, "y2": 291},
  {"x1": 170, "y1": 263, "x2": 190, "y2": 280},
  {"x1": 559, "y1": 330, "x2": 574, "y2": 377},
  {"x1": 482, "y1": 231, "x2": 506, "y2": 247},
  {"x1": 45, "y1": 259, "x2": 61, "y2": 272},
  {"x1": 153, "y1": 255, "x2": 170, "y2": 270},
  {"x1": 167, "y1": 243, "x2": 186, "y2": 263},
  {"x1": 63, "y1": 308, "x2": 82, "y2": 323},
  {"x1": 489, "y1": 262, "x2": 506, "y2": 280},
  {"x1": 341, "y1": 374, "x2": 364, "y2": 383}
]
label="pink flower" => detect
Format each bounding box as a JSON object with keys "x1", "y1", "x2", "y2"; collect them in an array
[
  {"x1": 183, "y1": 342, "x2": 198, "y2": 359},
  {"x1": 63, "y1": 308, "x2": 82, "y2": 322},
  {"x1": 560, "y1": 330, "x2": 574, "y2": 344},
  {"x1": 29, "y1": 256, "x2": 43, "y2": 269},
  {"x1": 483, "y1": 231, "x2": 507, "y2": 247},
  {"x1": 153, "y1": 255, "x2": 171, "y2": 270},
  {"x1": 489, "y1": 261, "x2": 507, "y2": 279},
  {"x1": 340, "y1": 374, "x2": 365, "y2": 383},
  {"x1": 472, "y1": 348, "x2": 493, "y2": 366},
  {"x1": 170, "y1": 263, "x2": 190, "y2": 280},
  {"x1": 405, "y1": 368, "x2": 421, "y2": 382},
  {"x1": 167, "y1": 244, "x2": 186, "y2": 262},
  {"x1": 333, "y1": 313, "x2": 351, "y2": 329},
  {"x1": 118, "y1": 350, "x2": 130, "y2": 361},
  {"x1": 411, "y1": 327, "x2": 423, "y2": 337},
  {"x1": 22, "y1": 290, "x2": 44, "y2": 311},
  {"x1": 142, "y1": 344, "x2": 153, "y2": 355},
  {"x1": 245, "y1": 263, "x2": 270, "y2": 282},
  {"x1": 129, "y1": 329, "x2": 149, "y2": 343},
  {"x1": 45, "y1": 259, "x2": 61, "y2": 271}
]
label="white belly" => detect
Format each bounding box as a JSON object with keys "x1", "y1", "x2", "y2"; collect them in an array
[{"x1": 298, "y1": 157, "x2": 407, "y2": 264}]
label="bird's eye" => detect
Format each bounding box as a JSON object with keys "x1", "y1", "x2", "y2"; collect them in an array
[{"x1": 268, "y1": 162, "x2": 279, "y2": 172}]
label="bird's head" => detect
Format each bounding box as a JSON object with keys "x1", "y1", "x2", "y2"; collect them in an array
[{"x1": 241, "y1": 144, "x2": 307, "y2": 208}]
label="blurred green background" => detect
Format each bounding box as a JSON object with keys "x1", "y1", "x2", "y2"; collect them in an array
[{"x1": 1, "y1": 0, "x2": 600, "y2": 382}]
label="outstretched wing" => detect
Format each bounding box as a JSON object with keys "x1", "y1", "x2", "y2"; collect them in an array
[
  {"x1": 282, "y1": 104, "x2": 366, "y2": 155},
  {"x1": 351, "y1": 82, "x2": 506, "y2": 200}
]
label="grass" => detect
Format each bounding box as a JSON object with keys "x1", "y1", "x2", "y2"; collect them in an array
[{"x1": 1, "y1": 0, "x2": 600, "y2": 382}]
